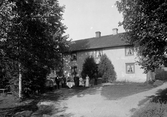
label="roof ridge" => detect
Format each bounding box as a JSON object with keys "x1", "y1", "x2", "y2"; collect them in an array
[
  {"x1": 70, "y1": 32, "x2": 129, "y2": 52},
  {"x1": 72, "y1": 32, "x2": 125, "y2": 42}
]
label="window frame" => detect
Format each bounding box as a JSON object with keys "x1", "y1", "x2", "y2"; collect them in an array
[
  {"x1": 71, "y1": 53, "x2": 77, "y2": 61},
  {"x1": 125, "y1": 47, "x2": 134, "y2": 56},
  {"x1": 126, "y1": 63, "x2": 135, "y2": 74},
  {"x1": 93, "y1": 50, "x2": 103, "y2": 58}
]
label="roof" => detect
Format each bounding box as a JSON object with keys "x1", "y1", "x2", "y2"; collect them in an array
[{"x1": 70, "y1": 32, "x2": 131, "y2": 52}]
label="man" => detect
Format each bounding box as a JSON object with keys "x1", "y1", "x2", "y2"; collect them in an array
[{"x1": 55, "y1": 76, "x2": 60, "y2": 89}]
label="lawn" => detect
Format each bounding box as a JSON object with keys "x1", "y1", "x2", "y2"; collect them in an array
[
  {"x1": 101, "y1": 82, "x2": 154, "y2": 100},
  {"x1": 0, "y1": 86, "x2": 91, "y2": 116},
  {"x1": 0, "y1": 83, "x2": 155, "y2": 116},
  {"x1": 0, "y1": 94, "x2": 19, "y2": 116},
  {"x1": 132, "y1": 87, "x2": 167, "y2": 117}
]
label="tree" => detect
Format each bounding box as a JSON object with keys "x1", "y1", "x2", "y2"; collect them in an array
[
  {"x1": 116, "y1": 0, "x2": 167, "y2": 73},
  {"x1": 98, "y1": 54, "x2": 116, "y2": 83},
  {"x1": 0, "y1": 0, "x2": 69, "y2": 98},
  {"x1": 81, "y1": 56, "x2": 98, "y2": 80}
]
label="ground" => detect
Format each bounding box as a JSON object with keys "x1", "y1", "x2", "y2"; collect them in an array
[{"x1": 0, "y1": 82, "x2": 166, "y2": 117}]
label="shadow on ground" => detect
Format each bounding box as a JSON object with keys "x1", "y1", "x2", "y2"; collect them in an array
[
  {"x1": 138, "y1": 84, "x2": 167, "y2": 107},
  {"x1": 148, "y1": 88, "x2": 167, "y2": 104},
  {"x1": 0, "y1": 96, "x2": 39, "y2": 117},
  {"x1": 0, "y1": 85, "x2": 102, "y2": 117},
  {"x1": 40, "y1": 85, "x2": 101, "y2": 101},
  {"x1": 101, "y1": 83, "x2": 154, "y2": 100}
]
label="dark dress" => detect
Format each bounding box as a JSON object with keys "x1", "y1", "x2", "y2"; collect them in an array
[{"x1": 55, "y1": 77, "x2": 60, "y2": 89}]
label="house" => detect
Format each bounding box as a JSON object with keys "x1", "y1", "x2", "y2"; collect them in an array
[{"x1": 63, "y1": 28, "x2": 147, "y2": 82}]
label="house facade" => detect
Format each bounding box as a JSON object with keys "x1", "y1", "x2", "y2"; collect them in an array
[{"x1": 64, "y1": 29, "x2": 147, "y2": 82}]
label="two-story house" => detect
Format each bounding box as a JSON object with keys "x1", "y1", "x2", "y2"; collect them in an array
[{"x1": 64, "y1": 28, "x2": 147, "y2": 82}]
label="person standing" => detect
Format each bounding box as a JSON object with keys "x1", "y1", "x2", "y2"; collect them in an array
[
  {"x1": 79, "y1": 77, "x2": 83, "y2": 86},
  {"x1": 55, "y1": 76, "x2": 60, "y2": 89},
  {"x1": 85, "y1": 75, "x2": 89, "y2": 87},
  {"x1": 62, "y1": 75, "x2": 66, "y2": 88}
]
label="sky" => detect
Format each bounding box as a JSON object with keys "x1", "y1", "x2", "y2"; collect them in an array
[{"x1": 59, "y1": 0, "x2": 125, "y2": 41}]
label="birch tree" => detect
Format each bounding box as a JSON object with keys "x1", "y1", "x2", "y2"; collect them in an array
[{"x1": 0, "y1": 0, "x2": 69, "y2": 98}]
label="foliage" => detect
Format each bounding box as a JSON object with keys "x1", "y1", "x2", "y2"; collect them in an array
[
  {"x1": 132, "y1": 102, "x2": 167, "y2": 117},
  {"x1": 116, "y1": 0, "x2": 167, "y2": 72},
  {"x1": 0, "y1": 57, "x2": 19, "y2": 95},
  {"x1": 132, "y1": 87, "x2": 167, "y2": 117},
  {"x1": 155, "y1": 70, "x2": 167, "y2": 81},
  {"x1": 98, "y1": 54, "x2": 116, "y2": 82},
  {"x1": 81, "y1": 56, "x2": 98, "y2": 79},
  {"x1": 0, "y1": 0, "x2": 69, "y2": 97}
]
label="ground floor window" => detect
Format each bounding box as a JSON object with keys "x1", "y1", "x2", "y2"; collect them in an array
[{"x1": 126, "y1": 63, "x2": 135, "y2": 74}]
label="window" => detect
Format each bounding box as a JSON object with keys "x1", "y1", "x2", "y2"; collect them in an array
[
  {"x1": 126, "y1": 63, "x2": 135, "y2": 74},
  {"x1": 125, "y1": 47, "x2": 134, "y2": 56},
  {"x1": 92, "y1": 50, "x2": 103, "y2": 58},
  {"x1": 71, "y1": 53, "x2": 77, "y2": 61},
  {"x1": 97, "y1": 50, "x2": 103, "y2": 57}
]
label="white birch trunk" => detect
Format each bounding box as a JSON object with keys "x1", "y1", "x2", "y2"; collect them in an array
[{"x1": 18, "y1": 63, "x2": 22, "y2": 98}]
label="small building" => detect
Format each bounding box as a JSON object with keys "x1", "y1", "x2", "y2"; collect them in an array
[{"x1": 64, "y1": 29, "x2": 147, "y2": 82}]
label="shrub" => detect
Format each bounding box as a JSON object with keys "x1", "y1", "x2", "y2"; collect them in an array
[
  {"x1": 98, "y1": 54, "x2": 116, "y2": 82},
  {"x1": 132, "y1": 102, "x2": 167, "y2": 117},
  {"x1": 81, "y1": 56, "x2": 98, "y2": 79},
  {"x1": 155, "y1": 70, "x2": 167, "y2": 81}
]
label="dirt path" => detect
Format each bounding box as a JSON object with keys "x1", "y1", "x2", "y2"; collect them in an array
[{"x1": 39, "y1": 83, "x2": 167, "y2": 117}]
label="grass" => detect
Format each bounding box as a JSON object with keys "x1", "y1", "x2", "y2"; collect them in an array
[
  {"x1": 132, "y1": 87, "x2": 167, "y2": 117},
  {"x1": 0, "y1": 86, "x2": 92, "y2": 116},
  {"x1": 132, "y1": 102, "x2": 167, "y2": 117},
  {"x1": 0, "y1": 94, "x2": 39, "y2": 117},
  {"x1": 0, "y1": 94, "x2": 17, "y2": 109},
  {"x1": 0, "y1": 83, "x2": 157, "y2": 116},
  {"x1": 101, "y1": 82, "x2": 154, "y2": 100}
]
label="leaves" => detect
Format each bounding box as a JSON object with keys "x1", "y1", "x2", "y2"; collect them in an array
[
  {"x1": 0, "y1": 0, "x2": 69, "y2": 97},
  {"x1": 81, "y1": 56, "x2": 98, "y2": 79},
  {"x1": 98, "y1": 54, "x2": 116, "y2": 82},
  {"x1": 116, "y1": 0, "x2": 167, "y2": 72}
]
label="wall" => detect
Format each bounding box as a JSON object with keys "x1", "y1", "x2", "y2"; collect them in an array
[
  {"x1": 102, "y1": 47, "x2": 146, "y2": 82},
  {"x1": 64, "y1": 46, "x2": 147, "y2": 82}
]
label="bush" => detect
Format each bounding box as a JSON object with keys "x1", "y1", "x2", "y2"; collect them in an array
[
  {"x1": 155, "y1": 70, "x2": 167, "y2": 81},
  {"x1": 81, "y1": 56, "x2": 98, "y2": 80},
  {"x1": 132, "y1": 102, "x2": 167, "y2": 117},
  {"x1": 98, "y1": 54, "x2": 116, "y2": 82}
]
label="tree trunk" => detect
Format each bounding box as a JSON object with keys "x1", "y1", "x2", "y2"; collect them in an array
[
  {"x1": 146, "y1": 70, "x2": 155, "y2": 82},
  {"x1": 18, "y1": 63, "x2": 22, "y2": 99}
]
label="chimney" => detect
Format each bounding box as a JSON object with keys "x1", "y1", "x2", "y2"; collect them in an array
[
  {"x1": 95, "y1": 31, "x2": 101, "y2": 37},
  {"x1": 112, "y1": 28, "x2": 118, "y2": 35}
]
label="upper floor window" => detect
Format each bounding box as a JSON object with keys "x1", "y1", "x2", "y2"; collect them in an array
[
  {"x1": 71, "y1": 53, "x2": 77, "y2": 61},
  {"x1": 126, "y1": 63, "x2": 135, "y2": 74},
  {"x1": 125, "y1": 47, "x2": 134, "y2": 56},
  {"x1": 91, "y1": 50, "x2": 103, "y2": 58}
]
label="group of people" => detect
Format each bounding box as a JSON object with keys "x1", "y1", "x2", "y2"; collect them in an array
[
  {"x1": 53, "y1": 75, "x2": 89, "y2": 89},
  {"x1": 54, "y1": 76, "x2": 66, "y2": 89},
  {"x1": 46, "y1": 74, "x2": 94, "y2": 91}
]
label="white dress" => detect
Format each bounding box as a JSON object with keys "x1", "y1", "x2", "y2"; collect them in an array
[
  {"x1": 85, "y1": 76, "x2": 89, "y2": 87},
  {"x1": 79, "y1": 77, "x2": 83, "y2": 86}
]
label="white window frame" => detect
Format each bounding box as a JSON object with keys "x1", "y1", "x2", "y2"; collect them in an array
[
  {"x1": 126, "y1": 63, "x2": 135, "y2": 74},
  {"x1": 125, "y1": 47, "x2": 134, "y2": 56}
]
